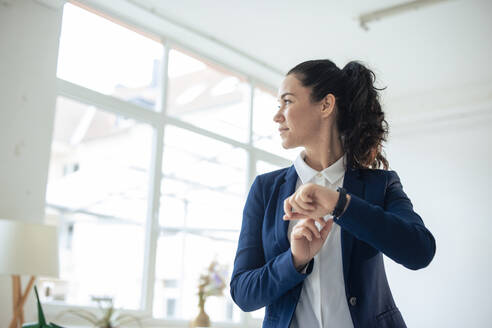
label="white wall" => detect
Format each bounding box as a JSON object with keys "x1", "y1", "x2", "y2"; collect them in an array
[
  {"x1": 383, "y1": 109, "x2": 492, "y2": 327},
  {"x1": 0, "y1": 0, "x2": 62, "y2": 325}
]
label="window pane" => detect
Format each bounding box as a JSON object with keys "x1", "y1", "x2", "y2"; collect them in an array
[
  {"x1": 44, "y1": 96, "x2": 153, "y2": 309},
  {"x1": 159, "y1": 125, "x2": 247, "y2": 230},
  {"x1": 57, "y1": 3, "x2": 163, "y2": 111},
  {"x1": 153, "y1": 231, "x2": 241, "y2": 323},
  {"x1": 167, "y1": 49, "x2": 251, "y2": 142},
  {"x1": 252, "y1": 87, "x2": 301, "y2": 160},
  {"x1": 154, "y1": 125, "x2": 246, "y2": 321}
]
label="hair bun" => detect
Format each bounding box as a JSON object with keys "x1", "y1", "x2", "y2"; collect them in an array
[{"x1": 342, "y1": 61, "x2": 363, "y2": 79}]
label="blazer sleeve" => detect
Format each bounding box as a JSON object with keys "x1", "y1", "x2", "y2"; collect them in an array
[
  {"x1": 334, "y1": 170, "x2": 436, "y2": 270},
  {"x1": 230, "y1": 175, "x2": 312, "y2": 312}
]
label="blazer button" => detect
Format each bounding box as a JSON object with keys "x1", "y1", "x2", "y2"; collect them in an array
[{"x1": 349, "y1": 296, "x2": 357, "y2": 306}]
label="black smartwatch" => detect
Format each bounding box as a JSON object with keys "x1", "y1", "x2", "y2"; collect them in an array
[{"x1": 331, "y1": 187, "x2": 348, "y2": 218}]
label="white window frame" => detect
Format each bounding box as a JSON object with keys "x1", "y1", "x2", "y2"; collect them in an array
[{"x1": 45, "y1": 2, "x2": 292, "y2": 328}]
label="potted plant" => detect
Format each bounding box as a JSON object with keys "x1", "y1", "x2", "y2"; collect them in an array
[
  {"x1": 191, "y1": 260, "x2": 227, "y2": 328},
  {"x1": 56, "y1": 297, "x2": 144, "y2": 328}
]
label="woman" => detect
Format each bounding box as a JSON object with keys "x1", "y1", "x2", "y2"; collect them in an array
[{"x1": 230, "y1": 59, "x2": 436, "y2": 328}]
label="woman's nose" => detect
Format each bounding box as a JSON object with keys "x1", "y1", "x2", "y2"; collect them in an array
[{"x1": 273, "y1": 108, "x2": 284, "y2": 123}]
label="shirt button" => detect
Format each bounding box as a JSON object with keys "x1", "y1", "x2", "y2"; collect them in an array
[
  {"x1": 316, "y1": 173, "x2": 322, "y2": 178},
  {"x1": 349, "y1": 296, "x2": 357, "y2": 306}
]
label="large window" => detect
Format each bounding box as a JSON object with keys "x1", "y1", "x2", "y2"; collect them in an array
[{"x1": 44, "y1": 2, "x2": 290, "y2": 327}]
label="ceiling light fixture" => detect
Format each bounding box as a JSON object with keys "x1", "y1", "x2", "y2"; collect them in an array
[{"x1": 359, "y1": 0, "x2": 452, "y2": 31}]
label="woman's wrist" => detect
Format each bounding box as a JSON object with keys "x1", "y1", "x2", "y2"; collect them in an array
[
  {"x1": 325, "y1": 188, "x2": 351, "y2": 218},
  {"x1": 323, "y1": 187, "x2": 349, "y2": 216},
  {"x1": 321, "y1": 187, "x2": 339, "y2": 215},
  {"x1": 292, "y1": 254, "x2": 308, "y2": 271}
]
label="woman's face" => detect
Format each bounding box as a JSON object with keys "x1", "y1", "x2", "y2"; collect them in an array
[{"x1": 274, "y1": 74, "x2": 325, "y2": 149}]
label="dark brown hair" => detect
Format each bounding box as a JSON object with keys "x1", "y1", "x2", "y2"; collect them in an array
[{"x1": 287, "y1": 59, "x2": 389, "y2": 170}]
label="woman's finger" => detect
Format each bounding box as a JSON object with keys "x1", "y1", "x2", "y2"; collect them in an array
[
  {"x1": 320, "y1": 218, "x2": 334, "y2": 240},
  {"x1": 283, "y1": 212, "x2": 311, "y2": 220},
  {"x1": 290, "y1": 196, "x2": 312, "y2": 214},
  {"x1": 313, "y1": 216, "x2": 326, "y2": 227},
  {"x1": 301, "y1": 227, "x2": 313, "y2": 242},
  {"x1": 295, "y1": 193, "x2": 315, "y2": 211},
  {"x1": 302, "y1": 218, "x2": 321, "y2": 238},
  {"x1": 284, "y1": 197, "x2": 292, "y2": 217},
  {"x1": 283, "y1": 212, "x2": 312, "y2": 220},
  {"x1": 293, "y1": 226, "x2": 313, "y2": 242},
  {"x1": 299, "y1": 191, "x2": 313, "y2": 204}
]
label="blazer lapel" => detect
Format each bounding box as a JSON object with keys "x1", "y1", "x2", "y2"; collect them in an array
[
  {"x1": 275, "y1": 165, "x2": 298, "y2": 252},
  {"x1": 341, "y1": 167, "x2": 365, "y2": 281}
]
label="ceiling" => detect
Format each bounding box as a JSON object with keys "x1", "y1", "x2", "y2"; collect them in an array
[{"x1": 108, "y1": 0, "x2": 492, "y2": 120}]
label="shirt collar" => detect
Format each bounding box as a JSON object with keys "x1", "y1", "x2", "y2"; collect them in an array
[{"x1": 294, "y1": 150, "x2": 346, "y2": 185}]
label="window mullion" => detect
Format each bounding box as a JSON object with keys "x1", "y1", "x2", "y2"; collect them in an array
[
  {"x1": 140, "y1": 123, "x2": 164, "y2": 313},
  {"x1": 140, "y1": 40, "x2": 170, "y2": 313}
]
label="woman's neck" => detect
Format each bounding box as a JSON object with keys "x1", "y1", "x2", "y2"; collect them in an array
[
  {"x1": 303, "y1": 133, "x2": 344, "y2": 171},
  {"x1": 303, "y1": 148, "x2": 344, "y2": 172}
]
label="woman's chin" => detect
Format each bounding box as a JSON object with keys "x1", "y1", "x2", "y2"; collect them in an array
[{"x1": 281, "y1": 139, "x2": 295, "y2": 149}]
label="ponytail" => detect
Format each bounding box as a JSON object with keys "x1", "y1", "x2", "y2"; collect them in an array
[{"x1": 339, "y1": 61, "x2": 389, "y2": 170}]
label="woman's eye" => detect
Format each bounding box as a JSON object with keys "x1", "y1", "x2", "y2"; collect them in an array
[{"x1": 277, "y1": 100, "x2": 291, "y2": 109}]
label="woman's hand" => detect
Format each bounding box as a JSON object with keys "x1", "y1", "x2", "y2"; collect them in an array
[
  {"x1": 283, "y1": 183, "x2": 339, "y2": 220},
  {"x1": 290, "y1": 217, "x2": 334, "y2": 270}
]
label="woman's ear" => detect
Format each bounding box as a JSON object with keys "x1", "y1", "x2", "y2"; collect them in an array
[{"x1": 321, "y1": 94, "x2": 336, "y2": 117}]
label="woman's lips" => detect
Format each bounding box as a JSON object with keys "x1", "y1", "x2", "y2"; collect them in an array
[{"x1": 279, "y1": 128, "x2": 289, "y2": 135}]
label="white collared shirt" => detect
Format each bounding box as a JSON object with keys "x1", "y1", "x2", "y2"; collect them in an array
[{"x1": 288, "y1": 150, "x2": 354, "y2": 328}]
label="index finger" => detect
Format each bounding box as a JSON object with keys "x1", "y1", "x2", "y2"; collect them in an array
[{"x1": 284, "y1": 196, "x2": 293, "y2": 217}]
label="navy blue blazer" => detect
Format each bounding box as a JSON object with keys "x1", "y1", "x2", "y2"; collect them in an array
[{"x1": 230, "y1": 165, "x2": 436, "y2": 328}]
